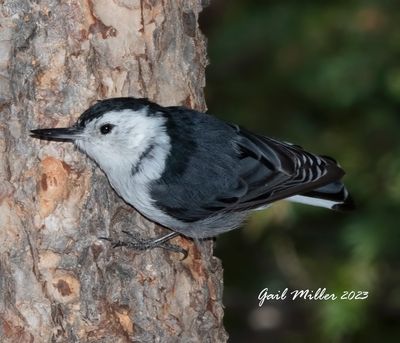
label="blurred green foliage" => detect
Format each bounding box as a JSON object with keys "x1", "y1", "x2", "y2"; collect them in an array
[{"x1": 201, "y1": 0, "x2": 400, "y2": 342}]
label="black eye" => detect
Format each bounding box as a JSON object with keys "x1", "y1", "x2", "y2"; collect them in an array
[{"x1": 100, "y1": 124, "x2": 114, "y2": 135}]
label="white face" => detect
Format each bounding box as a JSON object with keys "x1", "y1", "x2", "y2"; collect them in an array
[{"x1": 75, "y1": 108, "x2": 169, "y2": 180}]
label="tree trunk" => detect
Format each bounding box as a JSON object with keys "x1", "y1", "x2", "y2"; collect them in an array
[{"x1": 0, "y1": 0, "x2": 227, "y2": 342}]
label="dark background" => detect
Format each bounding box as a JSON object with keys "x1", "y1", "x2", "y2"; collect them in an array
[{"x1": 200, "y1": 1, "x2": 400, "y2": 342}]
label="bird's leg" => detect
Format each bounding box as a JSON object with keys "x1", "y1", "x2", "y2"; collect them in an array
[{"x1": 99, "y1": 231, "x2": 188, "y2": 260}]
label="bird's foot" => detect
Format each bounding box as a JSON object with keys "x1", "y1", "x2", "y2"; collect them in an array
[{"x1": 99, "y1": 231, "x2": 188, "y2": 260}]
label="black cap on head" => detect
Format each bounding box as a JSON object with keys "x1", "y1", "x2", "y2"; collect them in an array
[{"x1": 76, "y1": 97, "x2": 165, "y2": 128}]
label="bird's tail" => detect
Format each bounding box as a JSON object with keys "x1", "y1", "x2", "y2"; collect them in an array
[{"x1": 287, "y1": 180, "x2": 355, "y2": 211}]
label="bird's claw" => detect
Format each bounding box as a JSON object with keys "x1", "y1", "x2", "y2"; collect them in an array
[{"x1": 98, "y1": 231, "x2": 188, "y2": 260}]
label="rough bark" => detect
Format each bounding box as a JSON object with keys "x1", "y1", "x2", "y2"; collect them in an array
[{"x1": 0, "y1": 0, "x2": 227, "y2": 342}]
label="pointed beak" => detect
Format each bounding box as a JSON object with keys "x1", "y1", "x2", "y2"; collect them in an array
[{"x1": 30, "y1": 127, "x2": 83, "y2": 141}]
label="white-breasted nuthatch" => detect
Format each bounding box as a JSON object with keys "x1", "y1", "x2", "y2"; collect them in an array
[{"x1": 31, "y1": 97, "x2": 354, "y2": 254}]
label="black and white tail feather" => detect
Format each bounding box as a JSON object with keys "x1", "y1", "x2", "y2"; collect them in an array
[
  {"x1": 289, "y1": 179, "x2": 353, "y2": 211},
  {"x1": 229, "y1": 125, "x2": 354, "y2": 212}
]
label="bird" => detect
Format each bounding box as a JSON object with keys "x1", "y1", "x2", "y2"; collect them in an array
[{"x1": 31, "y1": 97, "x2": 354, "y2": 255}]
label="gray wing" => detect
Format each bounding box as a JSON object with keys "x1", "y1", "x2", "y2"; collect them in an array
[{"x1": 151, "y1": 122, "x2": 344, "y2": 223}]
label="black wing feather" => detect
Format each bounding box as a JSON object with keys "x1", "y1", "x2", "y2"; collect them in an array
[{"x1": 222, "y1": 125, "x2": 345, "y2": 211}]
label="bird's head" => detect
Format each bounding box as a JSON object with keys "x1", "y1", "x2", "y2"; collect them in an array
[{"x1": 31, "y1": 97, "x2": 169, "y2": 175}]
